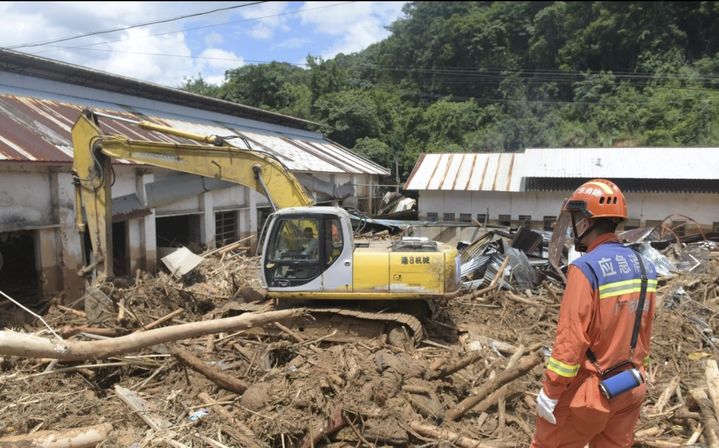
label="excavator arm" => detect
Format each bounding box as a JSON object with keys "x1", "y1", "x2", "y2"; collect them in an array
[{"x1": 71, "y1": 109, "x2": 313, "y2": 280}]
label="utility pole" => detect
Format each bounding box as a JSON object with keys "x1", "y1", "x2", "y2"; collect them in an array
[{"x1": 395, "y1": 158, "x2": 400, "y2": 193}]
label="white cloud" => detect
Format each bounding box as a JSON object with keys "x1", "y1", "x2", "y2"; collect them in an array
[
  {"x1": 0, "y1": 2, "x2": 248, "y2": 87},
  {"x1": 249, "y1": 23, "x2": 273, "y2": 40},
  {"x1": 237, "y1": 1, "x2": 290, "y2": 39},
  {"x1": 204, "y1": 31, "x2": 223, "y2": 46},
  {"x1": 278, "y1": 37, "x2": 310, "y2": 49},
  {"x1": 298, "y1": 1, "x2": 406, "y2": 57},
  {"x1": 197, "y1": 48, "x2": 243, "y2": 85}
]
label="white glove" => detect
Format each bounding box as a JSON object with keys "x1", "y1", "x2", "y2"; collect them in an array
[{"x1": 536, "y1": 388, "x2": 558, "y2": 424}]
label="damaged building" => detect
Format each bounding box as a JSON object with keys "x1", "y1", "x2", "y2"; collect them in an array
[
  {"x1": 0, "y1": 50, "x2": 388, "y2": 301},
  {"x1": 405, "y1": 148, "x2": 719, "y2": 232}
]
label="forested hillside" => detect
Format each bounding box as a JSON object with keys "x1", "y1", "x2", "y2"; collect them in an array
[{"x1": 182, "y1": 2, "x2": 719, "y2": 177}]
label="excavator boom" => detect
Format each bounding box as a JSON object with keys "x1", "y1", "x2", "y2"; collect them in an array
[{"x1": 72, "y1": 110, "x2": 312, "y2": 279}]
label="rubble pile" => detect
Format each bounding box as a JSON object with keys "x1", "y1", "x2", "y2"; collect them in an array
[{"x1": 0, "y1": 228, "x2": 717, "y2": 447}]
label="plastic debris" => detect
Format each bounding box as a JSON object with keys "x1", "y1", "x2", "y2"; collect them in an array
[{"x1": 188, "y1": 408, "x2": 209, "y2": 421}]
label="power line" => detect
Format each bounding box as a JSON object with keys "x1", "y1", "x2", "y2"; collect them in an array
[
  {"x1": 5, "y1": 2, "x2": 266, "y2": 50},
  {"x1": 27, "y1": 44, "x2": 719, "y2": 92},
  {"x1": 30, "y1": 41, "x2": 719, "y2": 85},
  {"x1": 29, "y1": 2, "x2": 354, "y2": 53}
]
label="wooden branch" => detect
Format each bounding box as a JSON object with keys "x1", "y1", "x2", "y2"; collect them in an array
[
  {"x1": 134, "y1": 308, "x2": 184, "y2": 333},
  {"x1": 60, "y1": 325, "x2": 125, "y2": 339},
  {"x1": 652, "y1": 376, "x2": 680, "y2": 414},
  {"x1": 430, "y1": 350, "x2": 484, "y2": 379},
  {"x1": 0, "y1": 423, "x2": 112, "y2": 448},
  {"x1": 203, "y1": 235, "x2": 253, "y2": 257},
  {"x1": 707, "y1": 360, "x2": 719, "y2": 424},
  {"x1": 633, "y1": 437, "x2": 691, "y2": 448},
  {"x1": 115, "y1": 385, "x2": 171, "y2": 433},
  {"x1": 55, "y1": 305, "x2": 87, "y2": 318},
  {"x1": 196, "y1": 392, "x2": 259, "y2": 448},
  {"x1": 0, "y1": 309, "x2": 303, "y2": 361},
  {"x1": 446, "y1": 351, "x2": 542, "y2": 421},
  {"x1": 299, "y1": 407, "x2": 345, "y2": 448},
  {"x1": 172, "y1": 346, "x2": 248, "y2": 394},
  {"x1": 689, "y1": 388, "x2": 719, "y2": 448},
  {"x1": 467, "y1": 335, "x2": 523, "y2": 355},
  {"x1": 408, "y1": 421, "x2": 496, "y2": 448},
  {"x1": 473, "y1": 382, "x2": 521, "y2": 414},
  {"x1": 687, "y1": 424, "x2": 703, "y2": 445},
  {"x1": 673, "y1": 408, "x2": 701, "y2": 420},
  {"x1": 505, "y1": 292, "x2": 545, "y2": 307}
]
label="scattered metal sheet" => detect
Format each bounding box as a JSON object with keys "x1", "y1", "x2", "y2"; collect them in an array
[
  {"x1": 502, "y1": 242, "x2": 539, "y2": 289},
  {"x1": 161, "y1": 246, "x2": 204, "y2": 277},
  {"x1": 635, "y1": 242, "x2": 676, "y2": 277},
  {"x1": 511, "y1": 227, "x2": 543, "y2": 254}
]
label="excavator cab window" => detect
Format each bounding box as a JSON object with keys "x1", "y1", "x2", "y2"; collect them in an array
[
  {"x1": 265, "y1": 217, "x2": 322, "y2": 286},
  {"x1": 264, "y1": 215, "x2": 344, "y2": 287},
  {"x1": 324, "y1": 218, "x2": 343, "y2": 265}
]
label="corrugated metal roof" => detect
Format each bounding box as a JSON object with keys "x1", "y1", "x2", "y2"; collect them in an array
[
  {"x1": 404, "y1": 153, "x2": 521, "y2": 191},
  {"x1": 523, "y1": 147, "x2": 719, "y2": 180},
  {"x1": 0, "y1": 94, "x2": 389, "y2": 175},
  {"x1": 405, "y1": 148, "x2": 719, "y2": 192},
  {"x1": 0, "y1": 49, "x2": 320, "y2": 131}
]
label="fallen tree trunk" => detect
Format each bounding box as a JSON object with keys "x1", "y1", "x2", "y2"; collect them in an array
[
  {"x1": 60, "y1": 325, "x2": 125, "y2": 339},
  {"x1": 0, "y1": 423, "x2": 112, "y2": 448},
  {"x1": 0, "y1": 309, "x2": 303, "y2": 361},
  {"x1": 446, "y1": 351, "x2": 542, "y2": 421},
  {"x1": 409, "y1": 421, "x2": 496, "y2": 448},
  {"x1": 172, "y1": 345, "x2": 248, "y2": 394}
]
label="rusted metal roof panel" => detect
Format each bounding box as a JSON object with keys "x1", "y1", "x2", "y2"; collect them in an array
[{"x1": 0, "y1": 94, "x2": 388, "y2": 175}]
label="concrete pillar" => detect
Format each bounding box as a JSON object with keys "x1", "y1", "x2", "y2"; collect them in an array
[
  {"x1": 138, "y1": 172, "x2": 156, "y2": 273},
  {"x1": 242, "y1": 188, "x2": 258, "y2": 252},
  {"x1": 128, "y1": 219, "x2": 142, "y2": 276},
  {"x1": 55, "y1": 172, "x2": 85, "y2": 302},
  {"x1": 200, "y1": 191, "x2": 215, "y2": 250},
  {"x1": 35, "y1": 227, "x2": 62, "y2": 297},
  {"x1": 368, "y1": 177, "x2": 374, "y2": 214}
]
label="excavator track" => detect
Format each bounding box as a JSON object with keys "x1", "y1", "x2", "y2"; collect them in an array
[
  {"x1": 215, "y1": 301, "x2": 425, "y2": 346},
  {"x1": 302, "y1": 307, "x2": 424, "y2": 346}
]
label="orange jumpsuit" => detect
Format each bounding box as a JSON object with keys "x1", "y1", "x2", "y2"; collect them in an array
[{"x1": 532, "y1": 233, "x2": 657, "y2": 448}]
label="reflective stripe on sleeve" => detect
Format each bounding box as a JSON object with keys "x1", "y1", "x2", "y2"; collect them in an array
[
  {"x1": 547, "y1": 357, "x2": 580, "y2": 378},
  {"x1": 599, "y1": 278, "x2": 657, "y2": 299}
]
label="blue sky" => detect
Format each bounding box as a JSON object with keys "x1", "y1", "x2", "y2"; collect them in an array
[{"x1": 0, "y1": 2, "x2": 407, "y2": 86}]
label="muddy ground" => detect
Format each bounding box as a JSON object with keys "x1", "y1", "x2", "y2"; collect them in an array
[{"x1": 0, "y1": 250, "x2": 718, "y2": 447}]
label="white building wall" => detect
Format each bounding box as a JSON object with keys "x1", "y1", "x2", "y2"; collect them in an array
[
  {"x1": 418, "y1": 190, "x2": 719, "y2": 227},
  {"x1": 0, "y1": 167, "x2": 54, "y2": 229}
]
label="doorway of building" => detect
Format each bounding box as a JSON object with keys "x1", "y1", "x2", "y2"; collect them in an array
[
  {"x1": 0, "y1": 230, "x2": 39, "y2": 301},
  {"x1": 156, "y1": 215, "x2": 201, "y2": 250},
  {"x1": 112, "y1": 221, "x2": 129, "y2": 277}
]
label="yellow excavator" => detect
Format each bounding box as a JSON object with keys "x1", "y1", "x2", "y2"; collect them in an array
[{"x1": 71, "y1": 109, "x2": 460, "y2": 343}]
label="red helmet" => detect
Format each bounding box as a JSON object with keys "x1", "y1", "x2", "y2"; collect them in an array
[{"x1": 563, "y1": 179, "x2": 627, "y2": 221}]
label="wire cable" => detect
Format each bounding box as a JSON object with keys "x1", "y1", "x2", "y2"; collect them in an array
[
  {"x1": 5, "y1": 2, "x2": 267, "y2": 50},
  {"x1": 26, "y1": 2, "x2": 354, "y2": 53}
]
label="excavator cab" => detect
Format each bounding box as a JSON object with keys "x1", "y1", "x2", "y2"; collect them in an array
[{"x1": 261, "y1": 207, "x2": 353, "y2": 292}]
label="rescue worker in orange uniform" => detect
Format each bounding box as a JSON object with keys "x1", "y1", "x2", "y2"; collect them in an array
[{"x1": 532, "y1": 179, "x2": 657, "y2": 448}]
